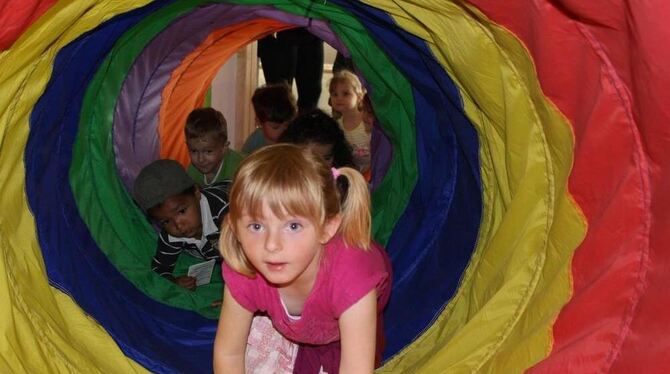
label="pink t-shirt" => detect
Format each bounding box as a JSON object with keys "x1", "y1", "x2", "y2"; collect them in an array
[{"x1": 222, "y1": 235, "x2": 392, "y2": 345}]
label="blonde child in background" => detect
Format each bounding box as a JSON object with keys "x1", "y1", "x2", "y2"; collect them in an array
[
  {"x1": 329, "y1": 70, "x2": 371, "y2": 175},
  {"x1": 213, "y1": 144, "x2": 392, "y2": 373},
  {"x1": 185, "y1": 108, "x2": 243, "y2": 186}
]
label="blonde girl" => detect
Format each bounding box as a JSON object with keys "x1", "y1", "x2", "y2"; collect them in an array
[
  {"x1": 213, "y1": 144, "x2": 391, "y2": 373},
  {"x1": 329, "y1": 70, "x2": 371, "y2": 174}
]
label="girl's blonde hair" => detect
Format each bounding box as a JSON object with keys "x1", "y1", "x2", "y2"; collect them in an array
[
  {"x1": 328, "y1": 70, "x2": 366, "y2": 118},
  {"x1": 220, "y1": 144, "x2": 371, "y2": 276}
]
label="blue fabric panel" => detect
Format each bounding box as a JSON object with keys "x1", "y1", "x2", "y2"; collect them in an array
[
  {"x1": 330, "y1": 1, "x2": 483, "y2": 358},
  {"x1": 24, "y1": 2, "x2": 218, "y2": 373}
]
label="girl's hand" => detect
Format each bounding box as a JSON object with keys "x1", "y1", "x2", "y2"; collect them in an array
[
  {"x1": 339, "y1": 290, "x2": 377, "y2": 374},
  {"x1": 213, "y1": 286, "x2": 253, "y2": 374}
]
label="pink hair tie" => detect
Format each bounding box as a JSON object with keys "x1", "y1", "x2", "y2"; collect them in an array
[{"x1": 331, "y1": 167, "x2": 341, "y2": 179}]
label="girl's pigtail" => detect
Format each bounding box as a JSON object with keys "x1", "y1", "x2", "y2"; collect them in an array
[
  {"x1": 333, "y1": 167, "x2": 371, "y2": 250},
  {"x1": 219, "y1": 217, "x2": 255, "y2": 277}
]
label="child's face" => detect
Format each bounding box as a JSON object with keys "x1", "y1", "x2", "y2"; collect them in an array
[
  {"x1": 307, "y1": 142, "x2": 334, "y2": 167},
  {"x1": 258, "y1": 119, "x2": 288, "y2": 144},
  {"x1": 186, "y1": 135, "x2": 226, "y2": 177},
  {"x1": 234, "y1": 204, "x2": 338, "y2": 288},
  {"x1": 329, "y1": 83, "x2": 360, "y2": 114},
  {"x1": 149, "y1": 189, "x2": 203, "y2": 239}
]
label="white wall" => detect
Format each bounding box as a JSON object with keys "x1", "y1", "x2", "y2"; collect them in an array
[
  {"x1": 211, "y1": 54, "x2": 239, "y2": 146},
  {"x1": 210, "y1": 43, "x2": 258, "y2": 151}
]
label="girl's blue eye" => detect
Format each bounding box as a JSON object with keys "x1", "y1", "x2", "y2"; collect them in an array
[
  {"x1": 248, "y1": 223, "x2": 262, "y2": 232},
  {"x1": 288, "y1": 222, "x2": 302, "y2": 231}
]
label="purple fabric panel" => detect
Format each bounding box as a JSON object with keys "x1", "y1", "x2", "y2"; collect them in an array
[
  {"x1": 363, "y1": 83, "x2": 393, "y2": 191},
  {"x1": 353, "y1": 81, "x2": 393, "y2": 191},
  {"x1": 113, "y1": 3, "x2": 348, "y2": 190},
  {"x1": 251, "y1": 8, "x2": 347, "y2": 51},
  {"x1": 370, "y1": 122, "x2": 393, "y2": 191},
  {"x1": 114, "y1": 4, "x2": 267, "y2": 189}
]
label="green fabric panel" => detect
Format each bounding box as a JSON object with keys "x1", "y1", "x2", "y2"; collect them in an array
[
  {"x1": 70, "y1": 0, "x2": 223, "y2": 318},
  {"x1": 70, "y1": 0, "x2": 416, "y2": 317},
  {"x1": 204, "y1": 87, "x2": 212, "y2": 107}
]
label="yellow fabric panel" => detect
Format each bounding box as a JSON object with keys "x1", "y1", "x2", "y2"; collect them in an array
[
  {"x1": 0, "y1": 1, "x2": 150, "y2": 372},
  {"x1": 366, "y1": 1, "x2": 586, "y2": 373}
]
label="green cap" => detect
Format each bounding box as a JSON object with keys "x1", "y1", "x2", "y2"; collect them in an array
[{"x1": 133, "y1": 159, "x2": 194, "y2": 211}]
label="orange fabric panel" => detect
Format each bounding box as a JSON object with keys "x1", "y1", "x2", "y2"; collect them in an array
[{"x1": 158, "y1": 19, "x2": 293, "y2": 166}]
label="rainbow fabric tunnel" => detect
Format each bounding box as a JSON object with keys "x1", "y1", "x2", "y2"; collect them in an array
[{"x1": 1, "y1": 1, "x2": 668, "y2": 373}]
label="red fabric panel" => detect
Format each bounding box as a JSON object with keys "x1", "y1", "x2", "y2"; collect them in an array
[
  {"x1": 465, "y1": 1, "x2": 670, "y2": 372},
  {"x1": 0, "y1": 0, "x2": 57, "y2": 50}
]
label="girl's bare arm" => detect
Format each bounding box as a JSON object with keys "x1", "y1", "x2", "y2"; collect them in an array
[
  {"x1": 213, "y1": 286, "x2": 253, "y2": 374},
  {"x1": 338, "y1": 290, "x2": 377, "y2": 374}
]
